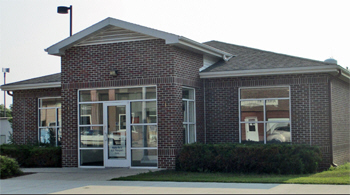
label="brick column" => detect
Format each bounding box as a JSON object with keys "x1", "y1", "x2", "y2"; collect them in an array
[{"x1": 157, "y1": 83, "x2": 183, "y2": 169}]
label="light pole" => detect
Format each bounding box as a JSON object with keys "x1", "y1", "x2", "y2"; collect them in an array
[
  {"x1": 57, "y1": 5, "x2": 73, "y2": 36},
  {"x1": 2, "y1": 68, "x2": 10, "y2": 117}
]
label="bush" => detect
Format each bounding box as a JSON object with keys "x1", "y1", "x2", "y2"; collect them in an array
[
  {"x1": 176, "y1": 143, "x2": 322, "y2": 174},
  {"x1": 0, "y1": 155, "x2": 23, "y2": 178},
  {"x1": 0, "y1": 144, "x2": 62, "y2": 167}
]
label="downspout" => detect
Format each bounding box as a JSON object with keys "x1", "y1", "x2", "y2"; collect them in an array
[
  {"x1": 328, "y1": 69, "x2": 341, "y2": 167},
  {"x1": 7, "y1": 91, "x2": 13, "y2": 96},
  {"x1": 203, "y1": 79, "x2": 207, "y2": 144}
]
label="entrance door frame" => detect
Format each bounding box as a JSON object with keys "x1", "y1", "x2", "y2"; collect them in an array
[{"x1": 103, "y1": 101, "x2": 131, "y2": 167}]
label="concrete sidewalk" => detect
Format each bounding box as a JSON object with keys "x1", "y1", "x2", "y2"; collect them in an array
[
  {"x1": 17, "y1": 167, "x2": 153, "y2": 181},
  {"x1": 1, "y1": 168, "x2": 349, "y2": 194}
]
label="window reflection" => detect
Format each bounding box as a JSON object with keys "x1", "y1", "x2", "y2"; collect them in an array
[
  {"x1": 241, "y1": 87, "x2": 289, "y2": 99},
  {"x1": 266, "y1": 100, "x2": 290, "y2": 121},
  {"x1": 38, "y1": 98, "x2": 61, "y2": 146},
  {"x1": 39, "y1": 127, "x2": 56, "y2": 145},
  {"x1": 78, "y1": 86, "x2": 158, "y2": 167},
  {"x1": 80, "y1": 87, "x2": 157, "y2": 102},
  {"x1": 80, "y1": 126, "x2": 104, "y2": 148},
  {"x1": 131, "y1": 101, "x2": 157, "y2": 124},
  {"x1": 183, "y1": 88, "x2": 194, "y2": 100},
  {"x1": 241, "y1": 122, "x2": 264, "y2": 143},
  {"x1": 266, "y1": 123, "x2": 291, "y2": 143},
  {"x1": 40, "y1": 98, "x2": 61, "y2": 108},
  {"x1": 131, "y1": 149, "x2": 157, "y2": 167},
  {"x1": 79, "y1": 104, "x2": 103, "y2": 125},
  {"x1": 146, "y1": 87, "x2": 156, "y2": 99},
  {"x1": 80, "y1": 149, "x2": 103, "y2": 166},
  {"x1": 131, "y1": 125, "x2": 157, "y2": 148},
  {"x1": 40, "y1": 109, "x2": 56, "y2": 127},
  {"x1": 183, "y1": 87, "x2": 196, "y2": 144},
  {"x1": 240, "y1": 100, "x2": 264, "y2": 122},
  {"x1": 115, "y1": 88, "x2": 142, "y2": 100},
  {"x1": 239, "y1": 87, "x2": 290, "y2": 144},
  {"x1": 79, "y1": 90, "x2": 109, "y2": 102}
]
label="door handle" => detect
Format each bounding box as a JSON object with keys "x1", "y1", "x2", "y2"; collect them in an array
[{"x1": 104, "y1": 125, "x2": 107, "y2": 142}]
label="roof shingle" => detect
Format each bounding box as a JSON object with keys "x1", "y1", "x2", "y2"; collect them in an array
[
  {"x1": 202, "y1": 41, "x2": 335, "y2": 72},
  {"x1": 2, "y1": 73, "x2": 61, "y2": 88}
]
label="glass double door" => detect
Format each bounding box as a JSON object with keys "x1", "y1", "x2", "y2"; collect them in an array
[{"x1": 103, "y1": 102, "x2": 130, "y2": 167}]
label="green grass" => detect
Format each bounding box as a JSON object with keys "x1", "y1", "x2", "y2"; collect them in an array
[{"x1": 112, "y1": 163, "x2": 350, "y2": 185}]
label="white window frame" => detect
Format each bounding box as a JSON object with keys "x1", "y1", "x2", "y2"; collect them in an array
[
  {"x1": 182, "y1": 87, "x2": 196, "y2": 144},
  {"x1": 238, "y1": 86, "x2": 292, "y2": 144},
  {"x1": 77, "y1": 85, "x2": 158, "y2": 168},
  {"x1": 38, "y1": 97, "x2": 62, "y2": 146}
]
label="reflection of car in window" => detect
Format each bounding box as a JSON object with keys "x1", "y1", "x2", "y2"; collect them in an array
[
  {"x1": 266, "y1": 123, "x2": 291, "y2": 143},
  {"x1": 80, "y1": 129, "x2": 103, "y2": 146},
  {"x1": 82, "y1": 129, "x2": 103, "y2": 135}
]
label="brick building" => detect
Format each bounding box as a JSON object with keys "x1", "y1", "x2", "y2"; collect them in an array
[{"x1": 1, "y1": 18, "x2": 349, "y2": 169}]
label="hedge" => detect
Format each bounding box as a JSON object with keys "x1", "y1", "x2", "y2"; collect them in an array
[
  {"x1": 176, "y1": 143, "x2": 322, "y2": 174},
  {"x1": 0, "y1": 155, "x2": 23, "y2": 178},
  {"x1": 0, "y1": 144, "x2": 62, "y2": 167}
]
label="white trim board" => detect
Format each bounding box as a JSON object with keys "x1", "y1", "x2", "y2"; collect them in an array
[
  {"x1": 200, "y1": 65, "x2": 350, "y2": 81},
  {"x1": 45, "y1": 17, "x2": 233, "y2": 60},
  {"x1": 1, "y1": 82, "x2": 61, "y2": 91}
]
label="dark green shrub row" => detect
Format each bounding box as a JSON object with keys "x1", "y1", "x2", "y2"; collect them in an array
[
  {"x1": 176, "y1": 143, "x2": 322, "y2": 174},
  {"x1": 0, "y1": 155, "x2": 23, "y2": 178},
  {"x1": 0, "y1": 144, "x2": 62, "y2": 167}
]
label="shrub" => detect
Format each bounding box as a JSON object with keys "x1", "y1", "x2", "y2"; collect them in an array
[
  {"x1": 0, "y1": 144, "x2": 61, "y2": 167},
  {"x1": 176, "y1": 143, "x2": 322, "y2": 175},
  {"x1": 0, "y1": 155, "x2": 23, "y2": 178}
]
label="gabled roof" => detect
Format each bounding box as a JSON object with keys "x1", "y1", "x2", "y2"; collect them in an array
[
  {"x1": 0, "y1": 73, "x2": 61, "y2": 91},
  {"x1": 45, "y1": 17, "x2": 233, "y2": 59},
  {"x1": 200, "y1": 41, "x2": 350, "y2": 81}
]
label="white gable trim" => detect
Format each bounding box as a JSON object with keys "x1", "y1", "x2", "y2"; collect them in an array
[{"x1": 45, "y1": 17, "x2": 233, "y2": 59}]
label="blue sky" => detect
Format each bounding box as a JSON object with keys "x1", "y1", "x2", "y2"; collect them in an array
[{"x1": 1, "y1": 0, "x2": 349, "y2": 107}]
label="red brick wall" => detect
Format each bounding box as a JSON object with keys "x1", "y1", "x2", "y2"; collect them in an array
[
  {"x1": 12, "y1": 88, "x2": 61, "y2": 144},
  {"x1": 61, "y1": 39, "x2": 203, "y2": 168},
  {"x1": 204, "y1": 73, "x2": 333, "y2": 169},
  {"x1": 331, "y1": 78, "x2": 350, "y2": 166}
]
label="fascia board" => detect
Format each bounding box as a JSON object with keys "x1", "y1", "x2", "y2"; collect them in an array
[
  {"x1": 45, "y1": 18, "x2": 112, "y2": 56},
  {"x1": 45, "y1": 17, "x2": 233, "y2": 59},
  {"x1": 199, "y1": 65, "x2": 341, "y2": 78},
  {"x1": 0, "y1": 82, "x2": 61, "y2": 91},
  {"x1": 338, "y1": 66, "x2": 350, "y2": 78},
  {"x1": 177, "y1": 37, "x2": 234, "y2": 58},
  {"x1": 45, "y1": 18, "x2": 180, "y2": 56}
]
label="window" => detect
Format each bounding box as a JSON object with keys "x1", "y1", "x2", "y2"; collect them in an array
[
  {"x1": 239, "y1": 87, "x2": 291, "y2": 144},
  {"x1": 78, "y1": 86, "x2": 157, "y2": 167},
  {"x1": 38, "y1": 97, "x2": 61, "y2": 146},
  {"x1": 183, "y1": 87, "x2": 196, "y2": 144}
]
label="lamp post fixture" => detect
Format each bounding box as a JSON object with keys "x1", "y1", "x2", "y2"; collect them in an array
[
  {"x1": 2, "y1": 68, "x2": 10, "y2": 117},
  {"x1": 57, "y1": 5, "x2": 73, "y2": 36}
]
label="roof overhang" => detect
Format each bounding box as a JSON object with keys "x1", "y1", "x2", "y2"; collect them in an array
[
  {"x1": 200, "y1": 65, "x2": 350, "y2": 82},
  {"x1": 175, "y1": 37, "x2": 233, "y2": 59},
  {"x1": 45, "y1": 17, "x2": 233, "y2": 60},
  {"x1": 0, "y1": 82, "x2": 61, "y2": 91}
]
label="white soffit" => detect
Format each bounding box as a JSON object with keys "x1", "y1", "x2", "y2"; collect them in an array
[{"x1": 74, "y1": 26, "x2": 157, "y2": 46}]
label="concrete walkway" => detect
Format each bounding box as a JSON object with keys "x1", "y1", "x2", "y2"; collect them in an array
[{"x1": 1, "y1": 168, "x2": 349, "y2": 194}]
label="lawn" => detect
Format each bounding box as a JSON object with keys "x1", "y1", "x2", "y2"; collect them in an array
[{"x1": 112, "y1": 163, "x2": 350, "y2": 185}]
